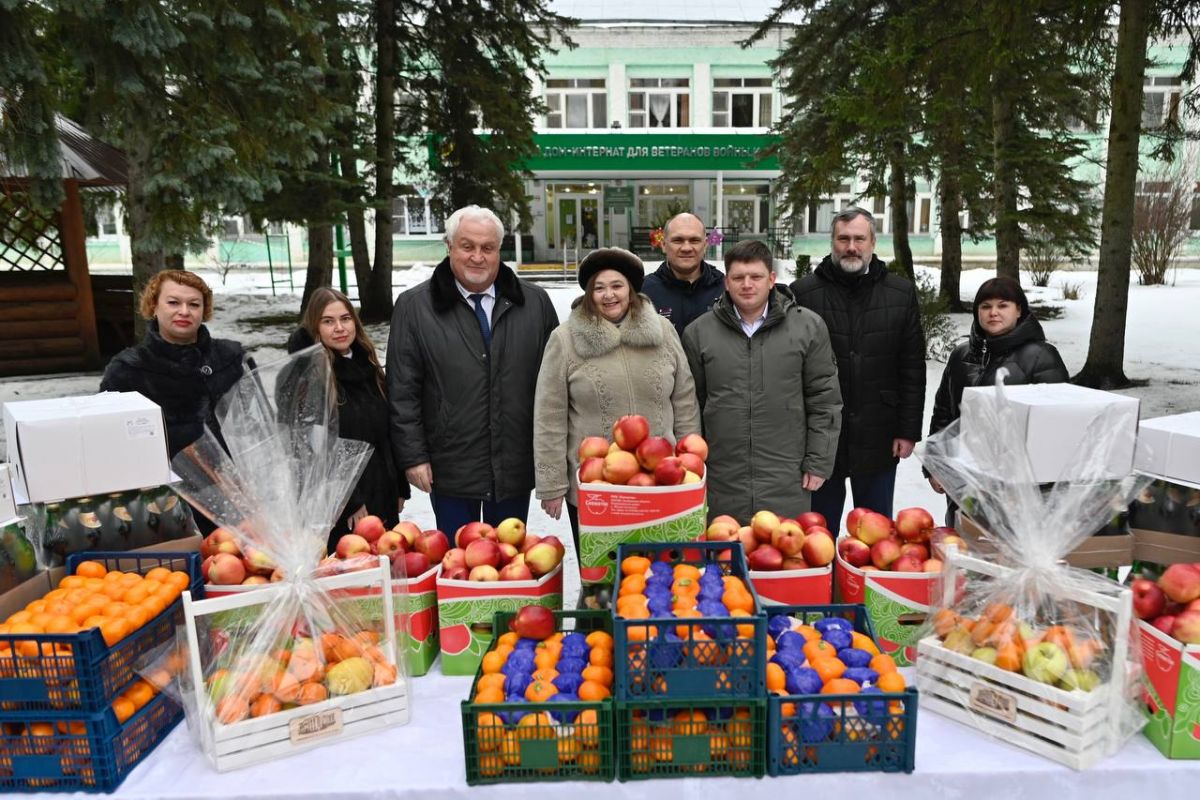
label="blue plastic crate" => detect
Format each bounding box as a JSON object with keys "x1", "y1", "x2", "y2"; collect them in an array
[
  {"x1": 0, "y1": 684, "x2": 182, "y2": 792},
  {"x1": 763, "y1": 604, "x2": 917, "y2": 775},
  {"x1": 0, "y1": 551, "x2": 203, "y2": 713},
  {"x1": 612, "y1": 541, "x2": 767, "y2": 700}
]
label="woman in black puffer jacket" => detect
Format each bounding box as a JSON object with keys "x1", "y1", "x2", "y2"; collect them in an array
[
  {"x1": 288, "y1": 288, "x2": 409, "y2": 553},
  {"x1": 928, "y1": 277, "x2": 1069, "y2": 516}
]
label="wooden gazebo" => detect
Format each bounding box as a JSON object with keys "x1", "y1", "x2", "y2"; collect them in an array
[{"x1": 0, "y1": 117, "x2": 128, "y2": 377}]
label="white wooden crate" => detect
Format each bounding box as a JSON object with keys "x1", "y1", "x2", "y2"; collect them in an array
[
  {"x1": 914, "y1": 546, "x2": 1133, "y2": 770},
  {"x1": 182, "y1": 557, "x2": 411, "y2": 772}
]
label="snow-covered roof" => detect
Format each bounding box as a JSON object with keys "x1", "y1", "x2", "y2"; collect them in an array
[{"x1": 548, "y1": 0, "x2": 800, "y2": 25}]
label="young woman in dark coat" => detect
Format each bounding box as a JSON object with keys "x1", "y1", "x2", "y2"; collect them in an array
[
  {"x1": 289, "y1": 288, "x2": 409, "y2": 553},
  {"x1": 100, "y1": 270, "x2": 246, "y2": 534},
  {"x1": 927, "y1": 277, "x2": 1070, "y2": 517}
]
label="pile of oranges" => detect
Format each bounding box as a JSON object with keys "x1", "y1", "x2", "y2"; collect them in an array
[
  {"x1": 625, "y1": 705, "x2": 758, "y2": 774},
  {"x1": 0, "y1": 560, "x2": 191, "y2": 708}
]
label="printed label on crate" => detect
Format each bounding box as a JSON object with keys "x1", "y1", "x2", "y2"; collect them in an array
[
  {"x1": 969, "y1": 682, "x2": 1019, "y2": 724},
  {"x1": 289, "y1": 707, "x2": 345, "y2": 745},
  {"x1": 748, "y1": 565, "x2": 833, "y2": 605}
]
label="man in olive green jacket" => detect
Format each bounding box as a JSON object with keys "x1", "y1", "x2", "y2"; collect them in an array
[{"x1": 682, "y1": 240, "x2": 842, "y2": 523}]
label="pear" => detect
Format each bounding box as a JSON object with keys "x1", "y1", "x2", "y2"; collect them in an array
[{"x1": 970, "y1": 646, "x2": 998, "y2": 665}]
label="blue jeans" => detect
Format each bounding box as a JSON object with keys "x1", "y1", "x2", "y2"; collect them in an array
[
  {"x1": 810, "y1": 467, "x2": 897, "y2": 535},
  {"x1": 430, "y1": 492, "x2": 532, "y2": 540}
]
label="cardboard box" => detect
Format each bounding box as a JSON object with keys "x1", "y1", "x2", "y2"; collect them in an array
[
  {"x1": 1131, "y1": 528, "x2": 1200, "y2": 565},
  {"x1": 834, "y1": 541, "x2": 938, "y2": 666},
  {"x1": 0, "y1": 464, "x2": 18, "y2": 526},
  {"x1": 748, "y1": 564, "x2": 832, "y2": 605},
  {"x1": 959, "y1": 383, "x2": 1139, "y2": 483},
  {"x1": 1136, "y1": 412, "x2": 1200, "y2": 485},
  {"x1": 576, "y1": 474, "x2": 706, "y2": 585},
  {"x1": 957, "y1": 513, "x2": 1134, "y2": 569},
  {"x1": 1138, "y1": 619, "x2": 1200, "y2": 758},
  {"x1": 436, "y1": 564, "x2": 563, "y2": 675},
  {"x1": 3, "y1": 393, "x2": 171, "y2": 504}
]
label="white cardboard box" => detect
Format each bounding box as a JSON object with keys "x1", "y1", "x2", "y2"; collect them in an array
[
  {"x1": 0, "y1": 464, "x2": 18, "y2": 525},
  {"x1": 960, "y1": 383, "x2": 1139, "y2": 482},
  {"x1": 2, "y1": 392, "x2": 171, "y2": 503},
  {"x1": 1135, "y1": 411, "x2": 1200, "y2": 485}
]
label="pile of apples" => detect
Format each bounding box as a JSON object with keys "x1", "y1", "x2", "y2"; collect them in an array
[
  {"x1": 201, "y1": 528, "x2": 281, "y2": 587},
  {"x1": 1131, "y1": 562, "x2": 1200, "y2": 644},
  {"x1": 699, "y1": 510, "x2": 836, "y2": 571},
  {"x1": 320, "y1": 516, "x2": 449, "y2": 581},
  {"x1": 440, "y1": 519, "x2": 565, "y2": 582},
  {"x1": 836, "y1": 507, "x2": 962, "y2": 574},
  {"x1": 578, "y1": 414, "x2": 708, "y2": 487}
]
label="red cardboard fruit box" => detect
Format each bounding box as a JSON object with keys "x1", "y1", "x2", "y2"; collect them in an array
[
  {"x1": 748, "y1": 564, "x2": 833, "y2": 605},
  {"x1": 835, "y1": 536, "x2": 940, "y2": 667},
  {"x1": 435, "y1": 565, "x2": 563, "y2": 675},
  {"x1": 576, "y1": 473, "x2": 706, "y2": 587},
  {"x1": 1138, "y1": 618, "x2": 1200, "y2": 758}
]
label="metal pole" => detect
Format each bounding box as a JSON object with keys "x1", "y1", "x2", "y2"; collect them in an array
[
  {"x1": 335, "y1": 222, "x2": 348, "y2": 296},
  {"x1": 265, "y1": 233, "x2": 277, "y2": 297},
  {"x1": 715, "y1": 170, "x2": 724, "y2": 261},
  {"x1": 512, "y1": 209, "x2": 522, "y2": 269}
]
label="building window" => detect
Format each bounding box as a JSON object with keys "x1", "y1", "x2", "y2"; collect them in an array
[
  {"x1": 94, "y1": 204, "x2": 119, "y2": 237},
  {"x1": 392, "y1": 196, "x2": 444, "y2": 236},
  {"x1": 629, "y1": 78, "x2": 690, "y2": 128},
  {"x1": 1192, "y1": 183, "x2": 1200, "y2": 231},
  {"x1": 545, "y1": 78, "x2": 607, "y2": 129},
  {"x1": 712, "y1": 78, "x2": 773, "y2": 127},
  {"x1": 1143, "y1": 75, "x2": 1182, "y2": 129},
  {"x1": 636, "y1": 183, "x2": 691, "y2": 226}
]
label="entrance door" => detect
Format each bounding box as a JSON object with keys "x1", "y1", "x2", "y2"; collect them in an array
[
  {"x1": 556, "y1": 197, "x2": 600, "y2": 255},
  {"x1": 725, "y1": 197, "x2": 760, "y2": 234}
]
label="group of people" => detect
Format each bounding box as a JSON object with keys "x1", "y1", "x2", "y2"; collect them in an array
[{"x1": 99, "y1": 203, "x2": 1068, "y2": 557}]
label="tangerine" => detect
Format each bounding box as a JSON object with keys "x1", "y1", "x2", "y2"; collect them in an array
[
  {"x1": 75, "y1": 561, "x2": 107, "y2": 579},
  {"x1": 876, "y1": 671, "x2": 906, "y2": 693},
  {"x1": 581, "y1": 665, "x2": 613, "y2": 686},
  {"x1": 111, "y1": 697, "x2": 136, "y2": 724},
  {"x1": 584, "y1": 631, "x2": 613, "y2": 649},
  {"x1": 766, "y1": 662, "x2": 786, "y2": 692},
  {"x1": 481, "y1": 650, "x2": 507, "y2": 674},
  {"x1": 621, "y1": 555, "x2": 652, "y2": 576},
  {"x1": 810, "y1": 657, "x2": 846, "y2": 684},
  {"x1": 577, "y1": 680, "x2": 610, "y2": 701},
  {"x1": 869, "y1": 653, "x2": 898, "y2": 674}
]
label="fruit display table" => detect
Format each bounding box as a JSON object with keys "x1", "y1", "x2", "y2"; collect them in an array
[{"x1": 21, "y1": 667, "x2": 1200, "y2": 799}]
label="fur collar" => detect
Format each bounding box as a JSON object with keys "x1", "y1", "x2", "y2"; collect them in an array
[
  {"x1": 429, "y1": 256, "x2": 526, "y2": 313},
  {"x1": 567, "y1": 295, "x2": 664, "y2": 359}
]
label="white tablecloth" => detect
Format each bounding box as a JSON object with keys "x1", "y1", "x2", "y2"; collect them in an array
[{"x1": 32, "y1": 668, "x2": 1200, "y2": 800}]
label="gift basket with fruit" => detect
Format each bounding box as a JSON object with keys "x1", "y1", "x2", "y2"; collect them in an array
[
  {"x1": 460, "y1": 607, "x2": 615, "y2": 784},
  {"x1": 164, "y1": 345, "x2": 411, "y2": 771},
  {"x1": 914, "y1": 373, "x2": 1149, "y2": 769}
]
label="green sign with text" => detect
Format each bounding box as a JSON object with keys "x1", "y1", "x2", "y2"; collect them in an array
[
  {"x1": 524, "y1": 133, "x2": 779, "y2": 172},
  {"x1": 604, "y1": 186, "x2": 634, "y2": 211}
]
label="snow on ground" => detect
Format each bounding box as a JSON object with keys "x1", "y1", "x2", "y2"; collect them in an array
[{"x1": 2, "y1": 262, "x2": 1199, "y2": 605}]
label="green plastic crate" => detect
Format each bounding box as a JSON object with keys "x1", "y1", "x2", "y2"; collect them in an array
[
  {"x1": 460, "y1": 609, "x2": 615, "y2": 784},
  {"x1": 615, "y1": 697, "x2": 767, "y2": 780},
  {"x1": 764, "y1": 604, "x2": 917, "y2": 775}
]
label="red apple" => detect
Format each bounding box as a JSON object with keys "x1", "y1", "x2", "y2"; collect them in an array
[
  {"x1": 870, "y1": 538, "x2": 902, "y2": 570},
  {"x1": 525, "y1": 539, "x2": 563, "y2": 577},
  {"x1": 653, "y1": 456, "x2": 686, "y2": 486},
  {"x1": 497, "y1": 542, "x2": 519, "y2": 564},
  {"x1": 748, "y1": 545, "x2": 784, "y2": 571},
  {"x1": 894, "y1": 507, "x2": 934, "y2": 543},
  {"x1": 923, "y1": 558, "x2": 943, "y2": 573},
  {"x1": 376, "y1": 530, "x2": 406, "y2": 557},
  {"x1": 498, "y1": 562, "x2": 534, "y2": 581},
  {"x1": 635, "y1": 436, "x2": 674, "y2": 471},
  {"x1": 402, "y1": 551, "x2": 431, "y2": 579},
  {"x1": 442, "y1": 547, "x2": 467, "y2": 572},
  {"x1": 627, "y1": 472, "x2": 657, "y2": 487},
  {"x1": 771, "y1": 519, "x2": 806, "y2": 557},
  {"x1": 444, "y1": 565, "x2": 470, "y2": 581},
  {"x1": 465, "y1": 538, "x2": 501, "y2": 569},
  {"x1": 682, "y1": 470, "x2": 701, "y2": 484},
  {"x1": 838, "y1": 537, "x2": 872, "y2": 568},
  {"x1": 469, "y1": 565, "x2": 500, "y2": 582},
  {"x1": 677, "y1": 452, "x2": 705, "y2": 477},
  {"x1": 796, "y1": 511, "x2": 827, "y2": 532},
  {"x1": 1172, "y1": 609, "x2": 1200, "y2": 644},
  {"x1": 454, "y1": 521, "x2": 495, "y2": 549},
  {"x1": 335, "y1": 533, "x2": 371, "y2": 560},
  {"x1": 495, "y1": 517, "x2": 527, "y2": 547},
  {"x1": 800, "y1": 530, "x2": 836, "y2": 567},
  {"x1": 612, "y1": 415, "x2": 650, "y2": 451},
  {"x1": 603, "y1": 450, "x2": 641, "y2": 485},
  {"x1": 781, "y1": 556, "x2": 810, "y2": 570},
  {"x1": 892, "y1": 554, "x2": 924, "y2": 573},
  {"x1": 207, "y1": 552, "x2": 247, "y2": 585},
  {"x1": 705, "y1": 515, "x2": 740, "y2": 542},
  {"x1": 414, "y1": 530, "x2": 450, "y2": 564},
  {"x1": 520, "y1": 534, "x2": 542, "y2": 554},
  {"x1": 241, "y1": 545, "x2": 275, "y2": 575},
  {"x1": 1132, "y1": 577, "x2": 1168, "y2": 620},
  {"x1": 1158, "y1": 563, "x2": 1200, "y2": 604},
  {"x1": 577, "y1": 436, "x2": 611, "y2": 461},
  {"x1": 579, "y1": 457, "x2": 607, "y2": 484},
  {"x1": 854, "y1": 512, "x2": 893, "y2": 546},
  {"x1": 1152, "y1": 615, "x2": 1177, "y2": 635},
  {"x1": 845, "y1": 507, "x2": 871, "y2": 536},
  {"x1": 899, "y1": 543, "x2": 930, "y2": 562},
  {"x1": 352, "y1": 514, "x2": 386, "y2": 544},
  {"x1": 736, "y1": 525, "x2": 758, "y2": 556},
  {"x1": 391, "y1": 521, "x2": 420, "y2": 548},
  {"x1": 751, "y1": 510, "x2": 781, "y2": 543},
  {"x1": 675, "y1": 433, "x2": 709, "y2": 462}
]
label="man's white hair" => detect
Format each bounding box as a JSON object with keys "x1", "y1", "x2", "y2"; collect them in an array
[{"x1": 444, "y1": 205, "x2": 505, "y2": 244}]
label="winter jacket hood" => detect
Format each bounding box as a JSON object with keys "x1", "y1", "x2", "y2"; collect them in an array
[{"x1": 564, "y1": 294, "x2": 666, "y2": 359}]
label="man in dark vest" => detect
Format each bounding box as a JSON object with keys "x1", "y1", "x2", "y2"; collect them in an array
[
  {"x1": 642, "y1": 212, "x2": 724, "y2": 336},
  {"x1": 791, "y1": 207, "x2": 926, "y2": 530}
]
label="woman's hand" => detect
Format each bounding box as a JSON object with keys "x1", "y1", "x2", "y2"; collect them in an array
[{"x1": 541, "y1": 497, "x2": 564, "y2": 520}]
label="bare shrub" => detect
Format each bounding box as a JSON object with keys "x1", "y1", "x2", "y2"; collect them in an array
[{"x1": 1132, "y1": 165, "x2": 1195, "y2": 286}]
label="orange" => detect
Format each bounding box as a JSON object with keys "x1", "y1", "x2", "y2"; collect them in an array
[
  {"x1": 577, "y1": 680, "x2": 610, "y2": 701},
  {"x1": 869, "y1": 653, "x2": 898, "y2": 674},
  {"x1": 625, "y1": 624, "x2": 658, "y2": 642},
  {"x1": 672, "y1": 578, "x2": 700, "y2": 598},
  {"x1": 671, "y1": 593, "x2": 698, "y2": 612},
  {"x1": 803, "y1": 639, "x2": 838, "y2": 663},
  {"x1": 584, "y1": 631, "x2": 613, "y2": 649},
  {"x1": 581, "y1": 665, "x2": 613, "y2": 686},
  {"x1": 810, "y1": 657, "x2": 846, "y2": 684},
  {"x1": 476, "y1": 712, "x2": 506, "y2": 752},
  {"x1": 100, "y1": 582, "x2": 127, "y2": 601},
  {"x1": 515, "y1": 712, "x2": 555, "y2": 740},
  {"x1": 121, "y1": 584, "x2": 150, "y2": 605},
  {"x1": 530, "y1": 667, "x2": 559, "y2": 684},
  {"x1": 619, "y1": 574, "x2": 647, "y2": 597},
  {"x1": 102, "y1": 601, "x2": 132, "y2": 619},
  {"x1": 473, "y1": 686, "x2": 505, "y2": 704},
  {"x1": 75, "y1": 561, "x2": 108, "y2": 579},
  {"x1": 26, "y1": 599, "x2": 47, "y2": 614},
  {"x1": 673, "y1": 564, "x2": 701, "y2": 583},
  {"x1": 621, "y1": 555, "x2": 652, "y2": 576},
  {"x1": 794, "y1": 624, "x2": 821, "y2": 642},
  {"x1": 534, "y1": 650, "x2": 559, "y2": 671},
  {"x1": 671, "y1": 709, "x2": 706, "y2": 736},
  {"x1": 728, "y1": 608, "x2": 755, "y2": 639},
  {"x1": 495, "y1": 632, "x2": 519, "y2": 648},
  {"x1": 623, "y1": 605, "x2": 651, "y2": 620},
  {"x1": 8, "y1": 621, "x2": 46, "y2": 658},
  {"x1": 123, "y1": 606, "x2": 152, "y2": 630},
  {"x1": 616, "y1": 594, "x2": 649, "y2": 617},
  {"x1": 119, "y1": 572, "x2": 142, "y2": 586},
  {"x1": 58, "y1": 575, "x2": 86, "y2": 590},
  {"x1": 251, "y1": 694, "x2": 282, "y2": 718},
  {"x1": 525, "y1": 680, "x2": 558, "y2": 702},
  {"x1": 575, "y1": 708, "x2": 600, "y2": 748},
  {"x1": 766, "y1": 662, "x2": 786, "y2": 693},
  {"x1": 140, "y1": 595, "x2": 169, "y2": 618},
  {"x1": 166, "y1": 571, "x2": 192, "y2": 590},
  {"x1": 850, "y1": 631, "x2": 881, "y2": 656},
  {"x1": 122, "y1": 680, "x2": 156, "y2": 710},
  {"x1": 43, "y1": 615, "x2": 76, "y2": 634},
  {"x1": 820, "y1": 678, "x2": 860, "y2": 696},
  {"x1": 111, "y1": 697, "x2": 136, "y2": 724},
  {"x1": 99, "y1": 618, "x2": 131, "y2": 647},
  {"x1": 876, "y1": 671, "x2": 906, "y2": 693},
  {"x1": 144, "y1": 567, "x2": 171, "y2": 583},
  {"x1": 481, "y1": 650, "x2": 507, "y2": 675},
  {"x1": 556, "y1": 736, "x2": 580, "y2": 763},
  {"x1": 476, "y1": 673, "x2": 507, "y2": 694},
  {"x1": 589, "y1": 647, "x2": 613, "y2": 668}
]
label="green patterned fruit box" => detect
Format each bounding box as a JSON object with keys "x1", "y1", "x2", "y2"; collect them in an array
[
  {"x1": 863, "y1": 579, "x2": 931, "y2": 668},
  {"x1": 1138, "y1": 619, "x2": 1200, "y2": 758},
  {"x1": 436, "y1": 565, "x2": 564, "y2": 676}
]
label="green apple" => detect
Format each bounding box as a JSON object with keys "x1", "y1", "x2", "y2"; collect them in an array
[
  {"x1": 1022, "y1": 641, "x2": 1070, "y2": 684},
  {"x1": 943, "y1": 627, "x2": 975, "y2": 654},
  {"x1": 1058, "y1": 668, "x2": 1101, "y2": 692},
  {"x1": 970, "y1": 646, "x2": 998, "y2": 665}
]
